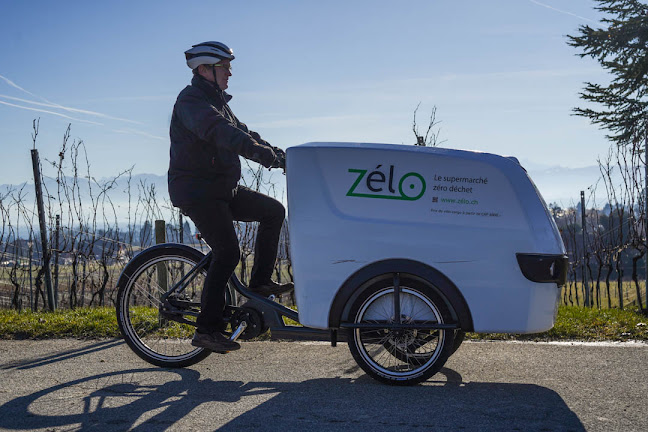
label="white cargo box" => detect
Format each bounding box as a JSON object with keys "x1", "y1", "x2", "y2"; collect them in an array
[{"x1": 286, "y1": 142, "x2": 566, "y2": 333}]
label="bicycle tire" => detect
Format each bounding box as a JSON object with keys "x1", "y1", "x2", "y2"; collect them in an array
[
  {"x1": 116, "y1": 244, "x2": 213, "y2": 368},
  {"x1": 451, "y1": 329, "x2": 466, "y2": 355},
  {"x1": 347, "y1": 276, "x2": 455, "y2": 386}
]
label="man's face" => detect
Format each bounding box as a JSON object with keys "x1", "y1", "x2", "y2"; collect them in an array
[
  {"x1": 199, "y1": 61, "x2": 232, "y2": 90},
  {"x1": 213, "y1": 61, "x2": 232, "y2": 90}
]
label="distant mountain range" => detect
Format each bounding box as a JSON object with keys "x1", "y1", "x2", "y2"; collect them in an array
[{"x1": 0, "y1": 173, "x2": 171, "y2": 226}]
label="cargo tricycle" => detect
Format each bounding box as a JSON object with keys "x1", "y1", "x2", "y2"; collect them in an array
[{"x1": 116, "y1": 142, "x2": 567, "y2": 385}]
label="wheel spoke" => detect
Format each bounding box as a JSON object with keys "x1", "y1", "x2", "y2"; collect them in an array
[{"x1": 131, "y1": 281, "x2": 164, "y2": 307}]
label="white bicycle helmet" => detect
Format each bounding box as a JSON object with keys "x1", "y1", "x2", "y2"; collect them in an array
[{"x1": 185, "y1": 41, "x2": 235, "y2": 69}]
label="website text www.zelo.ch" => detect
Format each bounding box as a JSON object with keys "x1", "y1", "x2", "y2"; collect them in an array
[{"x1": 440, "y1": 198, "x2": 479, "y2": 205}]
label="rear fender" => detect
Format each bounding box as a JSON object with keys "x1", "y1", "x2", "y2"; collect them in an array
[{"x1": 328, "y1": 259, "x2": 474, "y2": 331}]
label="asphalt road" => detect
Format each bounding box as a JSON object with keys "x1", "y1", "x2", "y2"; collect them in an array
[{"x1": 0, "y1": 339, "x2": 646, "y2": 431}]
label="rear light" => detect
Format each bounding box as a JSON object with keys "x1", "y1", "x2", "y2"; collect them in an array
[{"x1": 516, "y1": 253, "x2": 568, "y2": 285}]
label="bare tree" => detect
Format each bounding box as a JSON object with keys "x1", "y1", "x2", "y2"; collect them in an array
[{"x1": 412, "y1": 104, "x2": 445, "y2": 147}]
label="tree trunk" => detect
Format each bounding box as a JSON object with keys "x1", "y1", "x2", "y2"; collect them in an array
[
  {"x1": 70, "y1": 256, "x2": 78, "y2": 309},
  {"x1": 586, "y1": 258, "x2": 594, "y2": 308},
  {"x1": 563, "y1": 281, "x2": 568, "y2": 305},
  {"x1": 605, "y1": 261, "x2": 613, "y2": 309},
  {"x1": 615, "y1": 254, "x2": 624, "y2": 310},
  {"x1": 10, "y1": 264, "x2": 21, "y2": 311},
  {"x1": 632, "y1": 252, "x2": 645, "y2": 310},
  {"x1": 34, "y1": 265, "x2": 47, "y2": 311},
  {"x1": 81, "y1": 259, "x2": 87, "y2": 307},
  {"x1": 99, "y1": 260, "x2": 109, "y2": 306},
  {"x1": 595, "y1": 279, "x2": 601, "y2": 309},
  {"x1": 595, "y1": 255, "x2": 603, "y2": 309},
  {"x1": 574, "y1": 264, "x2": 580, "y2": 306}
]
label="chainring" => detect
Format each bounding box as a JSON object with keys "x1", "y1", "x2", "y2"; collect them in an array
[{"x1": 231, "y1": 307, "x2": 267, "y2": 340}]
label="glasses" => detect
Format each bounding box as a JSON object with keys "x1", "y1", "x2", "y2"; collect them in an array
[{"x1": 212, "y1": 63, "x2": 232, "y2": 72}]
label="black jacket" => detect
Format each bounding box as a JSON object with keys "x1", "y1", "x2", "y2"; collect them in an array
[{"x1": 168, "y1": 75, "x2": 275, "y2": 205}]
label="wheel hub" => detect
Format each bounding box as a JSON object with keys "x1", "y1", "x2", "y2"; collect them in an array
[{"x1": 387, "y1": 315, "x2": 416, "y2": 349}]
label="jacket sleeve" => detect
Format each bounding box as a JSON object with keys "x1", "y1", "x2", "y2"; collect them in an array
[
  {"x1": 174, "y1": 92, "x2": 276, "y2": 167},
  {"x1": 238, "y1": 121, "x2": 270, "y2": 147}
]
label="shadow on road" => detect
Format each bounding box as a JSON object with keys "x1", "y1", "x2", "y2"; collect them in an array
[
  {"x1": 0, "y1": 366, "x2": 585, "y2": 431},
  {"x1": 0, "y1": 340, "x2": 124, "y2": 371}
]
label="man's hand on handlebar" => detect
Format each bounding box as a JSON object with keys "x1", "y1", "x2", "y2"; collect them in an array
[
  {"x1": 269, "y1": 147, "x2": 286, "y2": 171},
  {"x1": 272, "y1": 146, "x2": 286, "y2": 158}
]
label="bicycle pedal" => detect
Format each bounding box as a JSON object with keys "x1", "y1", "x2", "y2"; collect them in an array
[{"x1": 229, "y1": 321, "x2": 248, "y2": 342}]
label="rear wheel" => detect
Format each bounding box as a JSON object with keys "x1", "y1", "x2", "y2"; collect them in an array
[
  {"x1": 452, "y1": 330, "x2": 466, "y2": 355},
  {"x1": 347, "y1": 276, "x2": 455, "y2": 385},
  {"x1": 116, "y1": 246, "x2": 216, "y2": 368}
]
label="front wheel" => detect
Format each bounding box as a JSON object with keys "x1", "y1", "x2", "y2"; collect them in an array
[
  {"x1": 347, "y1": 276, "x2": 455, "y2": 386},
  {"x1": 116, "y1": 245, "x2": 215, "y2": 368}
]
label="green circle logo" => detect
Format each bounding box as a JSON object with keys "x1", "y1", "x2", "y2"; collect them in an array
[{"x1": 398, "y1": 173, "x2": 426, "y2": 200}]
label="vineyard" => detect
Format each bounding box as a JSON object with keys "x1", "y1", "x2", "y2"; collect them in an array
[{"x1": 1, "y1": 123, "x2": 648, "y2": 313}]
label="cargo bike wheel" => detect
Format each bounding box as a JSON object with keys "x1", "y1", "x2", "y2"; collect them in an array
[
  {"x1": 347, "y1": 276, "x2": 455, "y2": 385},
  {"x1": 116, "y1": 245, "x2": 235, "y2": 368}
]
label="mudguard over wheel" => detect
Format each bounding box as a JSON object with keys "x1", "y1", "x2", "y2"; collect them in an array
[
  {"x1": 347, "y1": 276, "x2": 455, "y2": 385},
  {"x1": 116, "y1": 245, "x2": 212, "y2": 368}
]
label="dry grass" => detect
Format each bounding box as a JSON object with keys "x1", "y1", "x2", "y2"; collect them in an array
[{"x1": 561, "y1": 280, "x2": 646, "y2": 309}]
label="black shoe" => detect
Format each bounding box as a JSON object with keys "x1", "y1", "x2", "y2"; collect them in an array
[
  {"x1": 250, "y1": 281, "x2": 295, "y2": 297},
  {"x1": 191, "y1": 331, "x2": 241, "y2": 352}
]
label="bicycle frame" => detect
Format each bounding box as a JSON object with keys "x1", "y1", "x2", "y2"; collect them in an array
[{"x1": 159, "y1": 249, "x2": 333, "y2": 341}]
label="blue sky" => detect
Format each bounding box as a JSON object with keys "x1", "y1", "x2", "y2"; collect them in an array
[{"x1": 1, "y1": 0, "x2": 608, "y2": 192}]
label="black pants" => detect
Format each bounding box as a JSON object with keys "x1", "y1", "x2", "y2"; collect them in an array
[{"x1": 180, "y1": 186, "x2": 285, "y2": 333}]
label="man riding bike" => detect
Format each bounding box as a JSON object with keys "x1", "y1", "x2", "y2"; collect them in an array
[{"x1": 168, "y1": 41, "x2": 293, "y2": 353}]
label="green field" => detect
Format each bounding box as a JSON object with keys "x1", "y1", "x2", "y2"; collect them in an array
[{"x1": 466, "y1": 306, "x2": 648, "y2": 341}]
